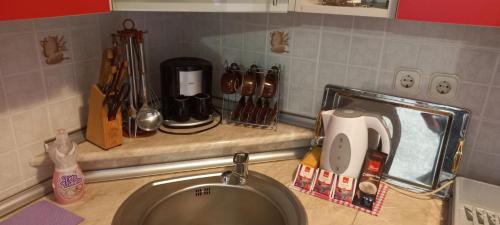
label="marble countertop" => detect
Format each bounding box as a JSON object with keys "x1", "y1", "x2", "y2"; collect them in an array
[
  {"x1": 31, "y1": 123, "x2": 314, "y2": 170},
  {"x1": 15, "y1": 160, "x2": 446, "y2": 225}
]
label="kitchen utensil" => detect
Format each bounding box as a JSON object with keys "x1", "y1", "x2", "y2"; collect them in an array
[
  {"x1": 241, "y1": 69, "x2": 258, "y2": 96},
  {"x1": 220, "y1": 64, "x2": 241, "y2": 94},
  {"x1": 108, "y1": 83, "x2": 130, "y2": 120},
  {"x1": 256, "y1": 100, "x2": 269, "y2": 124},
  {"x1": 320, "y1": 109, "x2": 391, "y2": 179},
  {"x1": 124, "y1": 34, "x2": 138, "y2": 137},
  {"x1": 99, "y1": 48, "x2": 114, "y2": 89},
  {"x1": 136, "y1": 32, "x2": 163, "y2": 132},
  {"x1": 240, "y1": 97, "x2": 254, "y2": 122},
  {"x1": 261, "y1": 70, "x2": 278, "y2": 98},
  {"x1": 173, "y1": 95, "x2": 191, "y2": 122},
  {"x1": 248, "y1": 97, "x2": 262, "y2": 123},
  {"x1": 231, "y1": 96, "x2": 246, "y2": 121},
  {"x1": 191, "y1": 93, "x2": 212, "y2": 120},
  {"x1": 264, "y1": 101, "x2": 277, "y2": 125}
]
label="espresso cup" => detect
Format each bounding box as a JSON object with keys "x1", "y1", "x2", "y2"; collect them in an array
[
  {"x1": 191, "y1": 93, "x2": 212, "y2": 120},
  {"x1": 173, "y1": 95, "x2": 191, "y2": 122}
]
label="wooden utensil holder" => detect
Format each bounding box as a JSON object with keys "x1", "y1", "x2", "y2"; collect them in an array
[{"x1": 86, "y1": 84, "x2": 123, "y2": 150}]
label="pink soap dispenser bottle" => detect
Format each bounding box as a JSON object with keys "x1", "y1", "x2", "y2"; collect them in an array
[{"x1": 47, "y1": 129, "x2": 85, "y2": 204}]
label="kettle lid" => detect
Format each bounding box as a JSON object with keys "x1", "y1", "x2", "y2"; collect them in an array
[{"x1": 333, "y1": 109, "x2": 364, "y2": 118}]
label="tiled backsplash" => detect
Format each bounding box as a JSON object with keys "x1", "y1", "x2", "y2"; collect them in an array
[
  {"x1": 1, "y1": 11, "x2": 500, "y2": 201},
  {"x1": 175, "y1": 12, "x2": 500, "y2": 186}
]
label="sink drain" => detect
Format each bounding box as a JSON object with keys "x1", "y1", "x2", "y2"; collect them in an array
[{"x1": 194, "y1": 187, "x2": 211, "y2": 196}]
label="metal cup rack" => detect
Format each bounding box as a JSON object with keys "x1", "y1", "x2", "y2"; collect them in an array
[{"x1": 221, "y1": 63, "x2": 281, "y2": 130}]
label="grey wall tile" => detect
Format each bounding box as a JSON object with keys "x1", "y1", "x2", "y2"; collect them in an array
[
  {"x1": 68, "y1": 14, "x2": 99, "y2": 27},
  {"x1": 222, "y1": 22, "x2": 244, "y2": 49},
  {"x1": 316, "y1": 61, "x2": 346, "y2": 89},
  {"x1": 484, "y1": 87, "x2": 500, "y2": 120},
  {"x1": 286, "y1": 85, "x2": 314, "y2": 116},
  {"x1": 269, "y1": 13, "x2": 294, "y2": 28},
  {"x1": 376, "y1": 70, "x2": 395, "y2": 95},
  {"x1": 454, "y1": 83, "x2": 488, "y2": 114},
  {"x1": 475, "y1": 120, "x2": 500, "y2": 155},
  {"x1": 243, "y1": 24, "x2": 267, "y2": 52},
  {"x1": 466, "y1": 151, "x2": 500, "y2": 185},
  {"x1": 49, "y1": 96, "x2": 83, "y2": 131},
  {"x1": 290, "y1": 58, "x2": 317, "y2": 87},
  {"x1": 222, "y1": 13, "x2": 244, "y2": 22},
  {"x1": 145, "y1": 19, "x2": 167, "y2": 48},
  {"x1": 43, "y1": 64, "x2": 77, "y2": 101},
  {"x1": 18, "y1": 142, "x2": 52, "y2": 180},
  {"x1": 386, "y1": 19, "x2": 424, "y2": 40},
  {"x1": 0, "y1": 118, "x2": 15, "y2": 154},
  {"x1": 323, "y1": 14, "x2": 353, "y2": 34},
  {"x1": 455, "y1": 48, "x2": 498, "y2": 84},
  {"x1": 244, "y1": 13, "x2": 267, "y2": 25},
  {"x1": 0, "y1": 33, "x2": 39, "y2": 75},
  {"x1": 293, "y1": 13, "x2": 322, "y2": 29},
  {"x1": 4, "y1": 71, "x2": 47, "y2": 111},
  {"x1": 0, "y1": 20, "x2": 33, "y2": 34},
  {"x1": 319, "y1": 32, "x2": 350, "y2": 63},
  {"x1": 346, "y1": 66, "x2": 377, "y2": 91},
  {"x1": 292, "y1": 29, "x2": 320, "y2": 59},
  {"x1": 73, "y1": 60, "x2": 99, "y2": 95},
  {"x1": 242, "y1": 51, "x2": 266, "y2": 67},
  {"x1": 417, "y1": 45, "x2": 458, "y2": 74},
  {"x1": 352, "y1": 16, "x2": 386, "y2": 36},
  {"x1": 34, "y1": 17, "x2": 68, "y2": 31},
  {"x1": 323, "y1": 15, "x2": 354, "y2": 33},
  {"x1": 493, "y1": 64, "x2": 500, "y2": 86},
  {"x1": 420, "y1": 22, "x2": 464, "y2": 44},
  {"x1": 70, "y1": 27, "x2": 100, "y2": 61},
  {"x1": 381, "y1": 39, "x2": 419, "y2": 70},
  {"x1": 0, "y1": 151, "x2": 22, "y2": 190},
  {"x1": 349, "y1": 35, "x2": 382, "y2": 68},
  {"x1": 461, "y1": 26, "x2": 500, "y2": 49},
  {"x1": 198, "y1": 19, "x2": 221, "y2": 46},
  {"x1": 12, "y1": 107, "x2": 51, "y2": 146}
]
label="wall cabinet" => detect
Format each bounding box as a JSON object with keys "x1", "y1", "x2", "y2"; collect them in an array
[
  {"x1": 293, "y1": 0, "x2": 397, "y2": 18},
  {"x1": 396, "y1": 0, "x2": 500, "y2": 27},
  {"x1": 111, "y1": 0, "x2": 289, "y2": 13},
  {"x1": 0, "y1": 0, "x2": 111, "y2": 21}
]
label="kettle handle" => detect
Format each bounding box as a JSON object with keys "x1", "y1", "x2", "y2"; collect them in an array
[{"x1": 364, "y1": 116, "x2": 391, "y2": 156}]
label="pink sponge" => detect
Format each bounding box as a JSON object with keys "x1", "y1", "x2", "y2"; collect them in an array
[{"x1": 0, "y1": 200, "x2": 83, "y2": 225}]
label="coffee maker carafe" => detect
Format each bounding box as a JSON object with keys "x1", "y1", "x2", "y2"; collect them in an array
[{"x1": 160, "y1": 57, "x2": 212, "y2": 122}]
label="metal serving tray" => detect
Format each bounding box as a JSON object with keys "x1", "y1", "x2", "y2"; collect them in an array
[{"x1": 320, "y1": 85, "x2": 470, "y2": 197}]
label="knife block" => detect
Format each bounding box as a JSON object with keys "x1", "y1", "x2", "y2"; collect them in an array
[{"x1": 86, "y1": 84, "x2": 123, "y2": 150}]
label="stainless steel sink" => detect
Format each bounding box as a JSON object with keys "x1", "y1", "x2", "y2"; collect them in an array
[{"x1": 112, "y1": 171, "x2": 307, "y2": 225}]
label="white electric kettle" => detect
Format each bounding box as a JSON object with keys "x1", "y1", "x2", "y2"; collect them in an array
[{"x1": 320, "y1": 109, "x2": 391, "y2": 179}]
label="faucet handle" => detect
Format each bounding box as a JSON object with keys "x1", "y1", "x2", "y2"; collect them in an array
[{"x1": 233, "y1": 152, "x2": 249, "y2": 164}]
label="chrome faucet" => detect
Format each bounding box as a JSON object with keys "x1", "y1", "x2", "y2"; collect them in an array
[{"x1": 221, "y1": 153, "x2": 249, "y2": 185}]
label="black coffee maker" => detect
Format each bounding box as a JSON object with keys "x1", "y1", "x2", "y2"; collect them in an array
[{"x1": 160, "y1": 57, "x2": 212, "y2": 122}]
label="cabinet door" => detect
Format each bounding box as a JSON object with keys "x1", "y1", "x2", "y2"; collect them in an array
[
  {"x1": 112, "y1": 0, "x2": 288, "y2": 13},
  {"x1": 293, "y1": 0, "x2": 397, "y2": 18},
  {"x1": 397, "y1": 0, "x2": 500, "y2": 26},
  {"x1": 0, "y1": 0, "x2": 111, "y2": 21}
]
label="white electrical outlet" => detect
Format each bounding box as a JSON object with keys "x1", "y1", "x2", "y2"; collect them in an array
[
  {"x1": 393, "y1": 68, "x2": 422, "y2": 95},
  {"x1": 428, "y1": 73, "x2": 460, "y2": 100}
]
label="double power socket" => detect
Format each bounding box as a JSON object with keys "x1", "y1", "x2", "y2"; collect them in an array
[{"x1": 393, "y1": 68, "x2": 460, "y2": 100}]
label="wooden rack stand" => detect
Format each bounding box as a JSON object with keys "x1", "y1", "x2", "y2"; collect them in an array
[{"x1": 86, "y1": 84, "x2": 123, "y2": 149}]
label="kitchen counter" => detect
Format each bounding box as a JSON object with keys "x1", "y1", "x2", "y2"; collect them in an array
[
  {"x1": 31, "y1": 123, "x2": 314, "y2": 170},
  {"x1": 15, "y1": 160, "x2": 446, "y2": 225}
]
